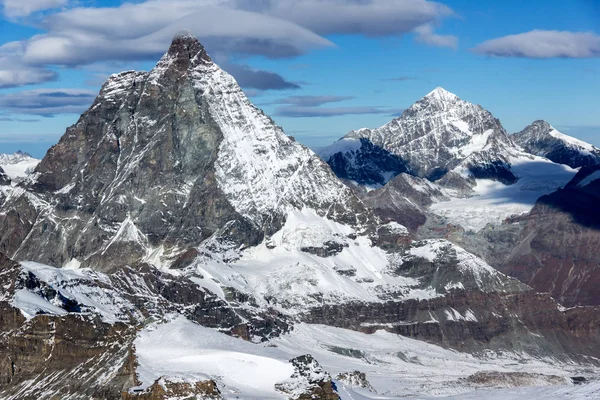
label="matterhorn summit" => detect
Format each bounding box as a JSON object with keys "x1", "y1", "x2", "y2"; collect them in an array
[{"x1": 1, "y1": 34, "x2": 365, "y2": 271}]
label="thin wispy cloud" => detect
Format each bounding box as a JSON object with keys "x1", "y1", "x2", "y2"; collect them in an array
[
  {"x1": 1, "y1": 0, "x2": 67, "y2": 18},
  {"x1": 413, "y1": 23, "x2": 458, "y2": 49},
  {"x1": 473, "y1": 30, "x2": 600, "y2": 58},
  {"x1": 0, "y1": 89, "x2": 96, "y2": 116},
  {"x1": 222, "y1": 63, "x2": 300, "y2": 91},
  {"x1": 382, "y1": 76, "x2": 417, "y2": 82},
  {"x1": 272, "y1": 95, "x2": 355, "y2": 107},
  {"x1": 271, "y1": 94, "x2": 403, "y2": 118}
]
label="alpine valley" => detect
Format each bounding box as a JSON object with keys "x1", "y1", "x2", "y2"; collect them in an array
[{"x1": 2, "y1": 35, "x2": 600, "y2": 400}]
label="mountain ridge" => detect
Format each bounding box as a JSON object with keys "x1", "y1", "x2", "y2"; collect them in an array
[{"x1": 512, "y1": 120, "x2": 600, "y2": 168}]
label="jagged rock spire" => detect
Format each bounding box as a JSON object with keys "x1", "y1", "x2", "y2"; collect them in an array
[{"x1": 160, "y1": 32, "x2": 213, "y2": 72}]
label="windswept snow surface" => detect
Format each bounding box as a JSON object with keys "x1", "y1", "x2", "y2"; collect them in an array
[
  {"x1": 133, "y1": 317, "x2": 597, "y2": 399},
  {"x1": 431, "y1": 155, "x2": 577, "y2": 231}
]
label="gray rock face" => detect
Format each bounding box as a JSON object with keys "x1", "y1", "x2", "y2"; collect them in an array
[
  {"x1": 0, "y1": 34, "x2": 367, "y2": 271},
  {"x1": 362, "y1": 173, "x2": 448, "y2": 231},
  {"x1": 513, "y1": 120, "x2": 600, "y2": 168},
  {"x1": 499, "y1": 165, "x2": 600, "y2": 307},
  {"x1": 0, "y1": 167, "x2": 9, "y2": 186},
  {"x1": 318, "y1": 138, "x2": 408, "y2": 186}
]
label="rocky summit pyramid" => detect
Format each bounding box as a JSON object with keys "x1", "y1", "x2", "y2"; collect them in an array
[
  {"x1": 513, "y1": 120, "x2": 600, "y2": 168},
  {"x1": 0, "y1": 34, "x2": 365, "y2": 271},
  {"x1": 321, "y1": 87, "x2": 521, "y2": 186}
]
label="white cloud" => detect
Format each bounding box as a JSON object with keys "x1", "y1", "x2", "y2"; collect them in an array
[
  {"x1": 0, "y1": 42, "x2": 57, "y2": 88},
  {"x1": 473, "y1": 30, "x2": 600, "y2": 58},
  {"x1": 0, "y1": 0, "x2": 457, "y2": 88},
  {"x1": 1, "y1": 0, "x2": 67, "y2": 18},
  {"x1": 242, "y1": 0, "x2": 454, "y2": 37}
]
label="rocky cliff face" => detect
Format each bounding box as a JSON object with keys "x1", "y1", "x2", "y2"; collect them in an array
[
  {"x1": 317, "y1": 137, "x2": 408, "y2": 187},
  {"x1": 499, "y1": 165, "x2": 600, "y2": 307},
  {"x1": 0, "y1": 167, "x2": 9, "y2": 186},
  {"x1": 513, "y1": 120, "x2": 600, "y2": 169},
  {"x1": 0, "y1": 34, "x2": 366, "y2": 271}
]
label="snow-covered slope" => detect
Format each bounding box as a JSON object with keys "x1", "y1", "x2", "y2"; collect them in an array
[
  {"x1": 186, "y1": 208, "x2": 525, "y2": 314},
  {"x1": 0, "y1": 151, "x2": 40, "y2": 181},
  {"x1": 131, "y1": 316, "x2": 595, "y2": 399},
  {"x1": 513, "y1": 120, "x2": 600, "y2": 168}
]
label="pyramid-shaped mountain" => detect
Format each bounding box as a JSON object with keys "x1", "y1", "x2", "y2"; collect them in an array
[
  {"x1": 321, "y1": 87, "x2": 521, "y2": 185},
  {"x1": 0, "y1": 34, "x2": 366, "y2": 271}
]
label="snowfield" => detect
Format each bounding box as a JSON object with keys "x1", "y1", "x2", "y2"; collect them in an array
[
  {"x1": 431, "y1": 154, "x2": 577, "y2": 231},
  {"x1": 132, "y1": 316, "x2": 599, "y2": 399}
]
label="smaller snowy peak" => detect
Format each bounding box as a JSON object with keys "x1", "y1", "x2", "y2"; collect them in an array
[
  {"x1": 407, "y1": 86, "x2": 467, "y2": 114},
  {"x1": 316, "y1": 138, "x2": 363, "y2": 160},
  {"x1": 513, "y1": 120, "x2": 600, "y2": 168},
  {"x1": 0, "y1": 151, "x2": 40, "y2": 180},
  {"x1": 424, "y1": 86, "x2": 461, "y2": 102}
]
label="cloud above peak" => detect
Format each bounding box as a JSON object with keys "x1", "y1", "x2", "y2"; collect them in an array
[
  {"x1": 0, "y1": 0, "x2": 456, "y2": 88},
  {"x1": 473, "y1": 30, "x2": 600, "y2": 58}
]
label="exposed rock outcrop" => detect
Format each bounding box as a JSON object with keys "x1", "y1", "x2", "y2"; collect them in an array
[
  {"x1": 500, "y1": 165, "x2": 600, "y2": 306},
  {"x1": 122, "y1": 378, "x2": 222, "y2": 400},
  {"x1": 275, "y1": 355, "x2": 340, "y2": 400}
]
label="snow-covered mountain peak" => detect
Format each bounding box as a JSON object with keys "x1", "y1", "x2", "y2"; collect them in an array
[
  {"x1": 9, "y1": 34, "x2": 367, "y2": 270},
  {"x1": 337, "y1": 87, "x2": 516, "y2": 181},
  {"x1": 0, "y1": 151, "x2": 40, "y2": 181},
  {"x1": 513, "y1": 120, "x2": 600, "y2": 168},
  {"x1": 424, "y1": 86, "x2": 460, "y2": 102}
]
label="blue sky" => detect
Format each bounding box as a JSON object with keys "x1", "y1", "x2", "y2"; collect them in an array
[{"x1": 0, "y1": 0, "x2": 599, "y2": 158}]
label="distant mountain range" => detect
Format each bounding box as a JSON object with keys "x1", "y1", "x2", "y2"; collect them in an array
[{"x1": 0, "y1": 150, "x2": 40, "y2": 183}]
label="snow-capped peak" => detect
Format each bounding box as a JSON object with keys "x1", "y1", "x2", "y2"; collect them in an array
[
  {"x1": 424, "y1": 86, "x2": 460, "y2": 102},
  {"x1": 0, "y1": 151, "x2": 40, "y2": 180},
  {"x1": 513, "y1": 120, "x2": 600, "y2": 168},
  {"x1": 341, "y1": 87, "x2": 516, "y2": 181}
]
